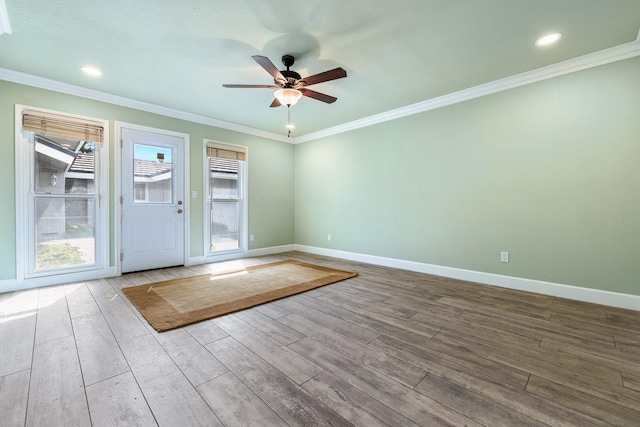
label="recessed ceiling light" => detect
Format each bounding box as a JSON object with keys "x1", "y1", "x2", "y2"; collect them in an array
[
  {"x1": 535, "y1": 32, "x2": 563, "y2": 47},
  {"x1": 81, "y1": 66, "x2": 102, "y2": 77}
]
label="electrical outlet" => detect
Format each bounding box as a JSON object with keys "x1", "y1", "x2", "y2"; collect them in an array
[
  {"x1": 250, "y1": 234, "x2": 255, "y2": 242},
  {"x1": 327, "y1": 234, "x2": 332, "y2": 242},
  {"x1": 191, "y1": 191, "x2": 197, "y2": 199},
  {"x1": 501, "y1": 251, "x2": 509, "y2": 263}
]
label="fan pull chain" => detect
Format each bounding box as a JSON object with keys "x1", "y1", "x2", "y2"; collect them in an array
[{"x1": 286, "y1": 105, "x2": 294, "y2": 137}]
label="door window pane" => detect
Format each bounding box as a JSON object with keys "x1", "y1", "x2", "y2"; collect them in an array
[
  {"x1": 133, "y1": 143, "x2": 173, "y2": 204},
  {"x1": 35, "y1": 197, "x2": 96, "y2": 270}
]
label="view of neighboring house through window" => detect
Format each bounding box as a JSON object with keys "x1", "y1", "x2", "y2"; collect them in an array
[
  {"x1": 33, "y1": 135, "x2": 97, "y2": 271},
  {"x1": 206, "y1": 143, "x2": 246, "y2": 253},
  {"x1": 133, "y1": 143, "x2": 173, "y2": 203}
]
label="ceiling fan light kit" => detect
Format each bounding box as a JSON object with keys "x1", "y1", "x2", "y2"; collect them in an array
[{"x1": 274, "y1": 88, "x2": 303, "y2": 106}]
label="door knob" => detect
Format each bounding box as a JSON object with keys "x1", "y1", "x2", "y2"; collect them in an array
[
  {"x1": 177, "y1": 209, "x2": 183, "y2": 214},
  {"x1": 177, "y1": 200, "x2": 183, "y2": 205}
]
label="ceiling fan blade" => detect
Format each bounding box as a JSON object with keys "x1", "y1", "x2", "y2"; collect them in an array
[
  {"x1": 299, "y1": 88, "x2": 337, "y2": 104},
  {"x1": 299, "y1": 67, "x2": 347, "y2": 87},
  {"x1": 269, "y1": 98, "x2": 282, "y2": 108},
  {"x1": 222, "y1": 84, "x2": 279, "y2": 88},
  {"x1": 252, "y1": 55, "x2": 285, "y2": 82}
]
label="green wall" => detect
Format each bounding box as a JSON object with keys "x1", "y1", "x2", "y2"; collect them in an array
[
  {"x1": 294, "y1": 57, "x2": 640, "y2": 296},
  {"x1": 2, "y1": 56, "x2": 639, "y2": 297},
  {"x1": 0, "y1": 80, "x2": 295, "y2": 280}
]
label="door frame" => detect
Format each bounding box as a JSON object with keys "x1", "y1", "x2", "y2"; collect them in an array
[{"x1": 115, "y1": 122, "x2": 190, "y2": 275}]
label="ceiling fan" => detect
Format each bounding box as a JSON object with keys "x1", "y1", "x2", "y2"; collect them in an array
[{"x1": 223, "y1": 55, "x2": 347, "y2": 108}]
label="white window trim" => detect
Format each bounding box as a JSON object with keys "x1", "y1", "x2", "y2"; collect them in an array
[
  {"x1": 14, "y1": 105, "x2": 112, "y2": 287},
  {"x1": 203, "y1": 139, "x2": 248, "y2": 259}
]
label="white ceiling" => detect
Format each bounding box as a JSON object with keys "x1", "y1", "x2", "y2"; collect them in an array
[{"x1": 1, "y1": 1, "x2": 639, "y2": 140}]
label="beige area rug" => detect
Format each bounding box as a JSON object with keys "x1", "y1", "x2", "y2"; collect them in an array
[{"x1": 122, "y1": 260, "x2": 358, "y2": 332}]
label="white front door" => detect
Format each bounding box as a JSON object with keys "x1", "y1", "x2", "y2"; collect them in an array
[{"x1": 120, "y1": 126, "x2": 186, "y2": 273}]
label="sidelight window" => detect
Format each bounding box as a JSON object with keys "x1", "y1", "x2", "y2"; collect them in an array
[{"x1": 205, "y1": 141, "x2": 247, "y2": 254}]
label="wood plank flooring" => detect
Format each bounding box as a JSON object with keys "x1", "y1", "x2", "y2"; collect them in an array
[{"x1": 1, "y1": 251, "x2": 639, "y2": 426}]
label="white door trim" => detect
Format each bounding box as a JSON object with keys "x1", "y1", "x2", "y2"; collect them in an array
[{"x1": 115, "y1": 122, "x2": 190, "y2": 275}]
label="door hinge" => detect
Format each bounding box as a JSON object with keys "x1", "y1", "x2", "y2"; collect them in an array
[
  {"x1": 120, "y1": 251, "x2": 124, "y2": 262},
  {"x1": 120, "y1": 196, "x2": 123, "y2": 204},
  {"x1": 120, "y1": 139, "x2": 123, "y2": 148}
]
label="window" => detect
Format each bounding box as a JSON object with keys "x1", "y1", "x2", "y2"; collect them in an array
[
  {"x1": 133, "y1": 143, "x2": 173, "y2": 204},
  {"x1": 16, "y1": 107, "x2": 109, "y2": 282},
  {"x1": 205, "y1": 141, "x2": 246, "y2": 254},
  {"x1": 134, "y1": 182, "x2": 148, "y2": 202},
  {"x1": 33, "y1": 136, "x2": 97, "y2": 271}
]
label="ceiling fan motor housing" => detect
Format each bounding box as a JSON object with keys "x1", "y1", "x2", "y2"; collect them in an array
[
  {"x1": 278, "y1": 70, "x2": 302, "y2": 87},
  {"x1": 279, "y1": 55, "x2": 301, "y2": 87}
]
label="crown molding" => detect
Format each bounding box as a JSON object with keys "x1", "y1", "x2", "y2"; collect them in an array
[
  {"x1": 0, "y1": 0, "x2": 11, "y2": 34},
  {"x1": 294, "y1": 39, "x2": 640, "y2": 143},
  {"x1": 0, "y1": 68, "x2": 290, "y2": 143},
  {"x1": 1, "y1": 37, "x2": 638, "y2": 145}
]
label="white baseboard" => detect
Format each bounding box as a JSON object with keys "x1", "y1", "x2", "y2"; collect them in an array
[
  {"x1": 188, "y1": 244, "x2": 296, "y2": 266},
  {"x1": 0, "y1": 278, "x2": 17, "y2": 294},
  {"x1": 1, "y1": 267, "x2": 118, "y2": 294},
  {"x1": 247, "y1": 244, "x2": 296, "y2": 257},
  {"x1": 5, "y1": 244, "x2": 635, "y2": 312},
  {"x1": 295, "y1": 245, "x2": 640, "y2": 312},
  {"x1": 1, "y1": 246, "x2": 297, "y2": 294}
]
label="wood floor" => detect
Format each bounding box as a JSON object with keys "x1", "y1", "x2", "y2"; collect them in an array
[{"x1": 1, "y1": 252, "x2": 639, "y2": 426}]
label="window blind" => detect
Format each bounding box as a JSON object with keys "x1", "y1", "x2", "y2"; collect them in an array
[
  {"x1": 23, "y1": 110, "x2": 105, "y2": 143},
  {"x1": 206, "y1": 142, "x2": 246, "y2": 161}
]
